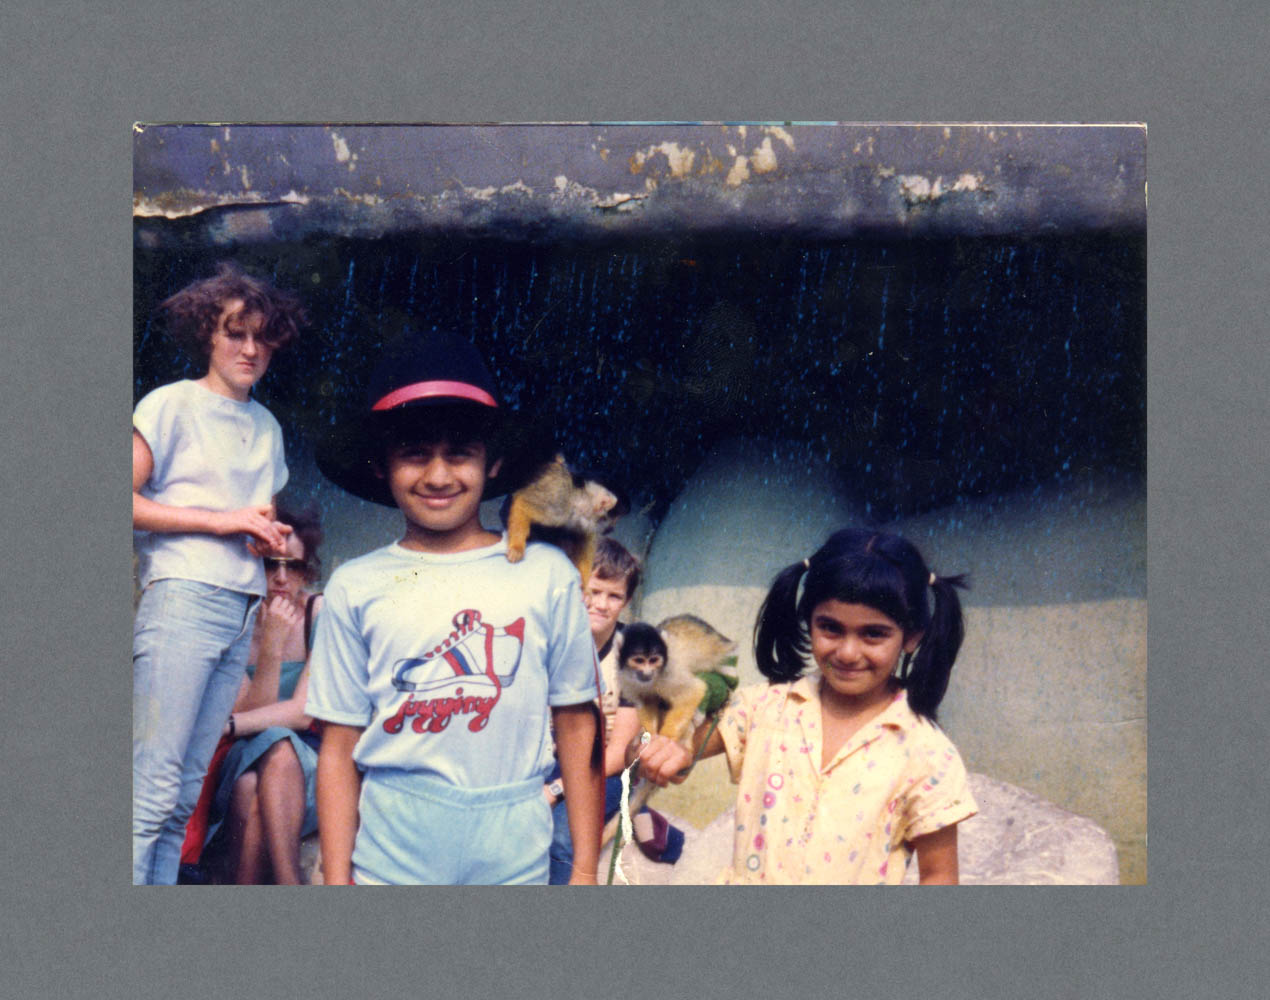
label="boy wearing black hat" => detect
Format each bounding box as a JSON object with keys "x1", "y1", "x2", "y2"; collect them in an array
[{"x1": 305, "y1": 333, "x2": 604, "y2": 884}]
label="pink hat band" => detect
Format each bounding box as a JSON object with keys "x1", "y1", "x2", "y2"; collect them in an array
[{"x1": 371, "y1": 380, "x2": 499, "y2": 411}]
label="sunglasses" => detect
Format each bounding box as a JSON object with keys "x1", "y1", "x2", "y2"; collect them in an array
[{"x1": 262, "y1": 556, "x2": 308, "y2": 574}]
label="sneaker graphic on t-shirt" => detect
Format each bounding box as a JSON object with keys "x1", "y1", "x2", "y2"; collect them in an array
[{"x1": 391, "y1": 608, "x2": 526, "y2": 694}]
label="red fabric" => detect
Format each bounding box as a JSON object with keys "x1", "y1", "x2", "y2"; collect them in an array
[{"x1": 179, "y1": 735, "x2": 234, "y2": 865}]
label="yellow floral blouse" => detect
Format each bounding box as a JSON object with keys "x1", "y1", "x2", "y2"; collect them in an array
[{"x1": 717, "y1": 678, "x2": 977, "y2": 884}]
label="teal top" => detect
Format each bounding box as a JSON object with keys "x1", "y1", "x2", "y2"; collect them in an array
[{"x1": 244, "y1": 658, "x2": 306, "y2": 700}]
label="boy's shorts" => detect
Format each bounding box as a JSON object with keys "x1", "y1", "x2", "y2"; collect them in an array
[{"x1": 352, "y1": 769, "x2": 552, "y2": 885}]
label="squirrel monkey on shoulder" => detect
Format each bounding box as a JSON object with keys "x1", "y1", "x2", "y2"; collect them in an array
[
  {"x1": 601, "y1": 616, "x2": 738, "y2": 848},
  {"x1": 504, "y1": 453, "x2": 618, "y2": 586},
  {"x1": 615, "y1": 622, "x2": 707, "y2": 745}
]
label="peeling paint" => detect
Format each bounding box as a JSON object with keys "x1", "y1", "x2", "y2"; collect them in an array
[
  {"x1": 630, "y1": 141, "x2": 696, "y2": 178},
  {"x1": 697, "y1": 149, "x2": 726, "y2": 176},
  {"x1": 898, "y1": 175, "x2": 936, "y2": 201},
  {"x1": 762, "y1": 125, "x2": 795, "y2": 150},
  {"x1": 328, "y1": 128, "x2": 362, "y2": 173},
  {"x1": 132, "y1": 189, "x2": 311, "y2": 219},
  {"x1": 595, "y1": 191, "x2": 644, "y2": 208},
  {"x1": 331, "y1": 187, "x2": 383, "y2": 206},
  {"x1": 552, "y1": 175, "x2": 607, "y2": 203},
  {"x1": 466, "y1": 180, "x2": 536, "y2": 201},
  {"x1": 593, "y1": 191, "x2": 648, "y2": 213},
  {"x1": 749, "y1": 137, "x2": 779, "y2": 174},
  {"x1": 331, "y1": 131, "x2": 351, "y2": 163},
  {"x1": 898, "y1": 172, "x2": 988, "y2": 205}
]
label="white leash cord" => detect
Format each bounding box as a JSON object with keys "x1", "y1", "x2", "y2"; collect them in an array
[{"x1": 609, "y1": 731, "x2": 651, "y2": 886}]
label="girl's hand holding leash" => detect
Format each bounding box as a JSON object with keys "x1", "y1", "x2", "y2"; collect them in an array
[{"x1": 636, "y1": 735, "x2": 695, "y2": 787}]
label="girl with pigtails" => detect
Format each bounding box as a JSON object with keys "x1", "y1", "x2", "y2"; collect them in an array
[{"x1": 638, "y1": 528, "x2": 978, "y2": 884}]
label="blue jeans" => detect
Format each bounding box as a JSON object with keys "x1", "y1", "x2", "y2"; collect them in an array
[
  {"x1": 132, "y1": 579, "x2": 258, "y2": 885},
  {"x1": 548, "y1": 770, "x2": 626, "y2": 885}
]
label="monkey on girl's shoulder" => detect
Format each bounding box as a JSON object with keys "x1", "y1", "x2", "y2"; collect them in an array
[{"x1": 615, "y1": 622, "x2": 706, "y2": 745}]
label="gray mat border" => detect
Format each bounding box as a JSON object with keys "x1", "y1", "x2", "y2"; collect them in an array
[{"x1": 4, "y1": 0, "x2": 1265, "y2": 997}]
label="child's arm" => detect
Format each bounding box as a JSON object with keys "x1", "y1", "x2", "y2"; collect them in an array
[
  {"x1": 602, "y1": 706, "x2": 641, "y2": 777},
  {"x1": 132, "y1": 430, "x2": 290, "y2": 551},
  {"x1": 315, "y1": 722, "x2": 365, "y2": 885},
  {"x1": 637, "y1": 719, "x2": 725, "y2": 786},
  {"x1": 551, "y1": 702, "x2": 604, "y2": 885},
  {"x1": 911, "y1": 824, "x2": 960, "y2": 885}
]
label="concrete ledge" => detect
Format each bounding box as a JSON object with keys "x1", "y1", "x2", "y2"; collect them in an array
[{"x1": 134, "y1": 123, "x2": 1145, "y2": 245}]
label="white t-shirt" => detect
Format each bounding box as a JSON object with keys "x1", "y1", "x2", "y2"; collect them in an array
[
  {"x1": 305, "y1": 536, "x2": 601, "y2": 787},
  {"x1": 133, "y1": 379, "x2": 288, "y2": 595}
]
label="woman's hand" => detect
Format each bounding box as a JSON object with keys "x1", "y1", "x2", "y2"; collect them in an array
[
  {"x1": 636, "y1": 735, "x2": 694, "y2": 787},
  {"x1": 257, "y1": 595, "x2": 302, "y2": 658},
  {"x1": 133, "y1": 431, "x2": 292, "y2": 547},
  {"x1": 214, "y1": 506, "x2": 292, "y2": 552},
  {"x1": 245, "y1": 523, "x2": 296, "y2": 560}
]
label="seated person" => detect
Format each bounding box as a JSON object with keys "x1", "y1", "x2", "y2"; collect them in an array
[
  {"x1": 545, "y1": 536, "x2": 683, "y2": 884},
  {"x1": 203, "y1": 505, "x2": 324, "y2": 884}
]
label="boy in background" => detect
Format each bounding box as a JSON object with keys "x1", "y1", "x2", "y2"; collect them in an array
[{"x1": 545, "y1": 537, "x2": 683, "y2": 883}]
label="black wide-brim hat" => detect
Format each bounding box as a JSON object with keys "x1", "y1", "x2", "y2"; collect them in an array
[{"x1": 317, "y1": 330, "x2": 524, "y2": 507}]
